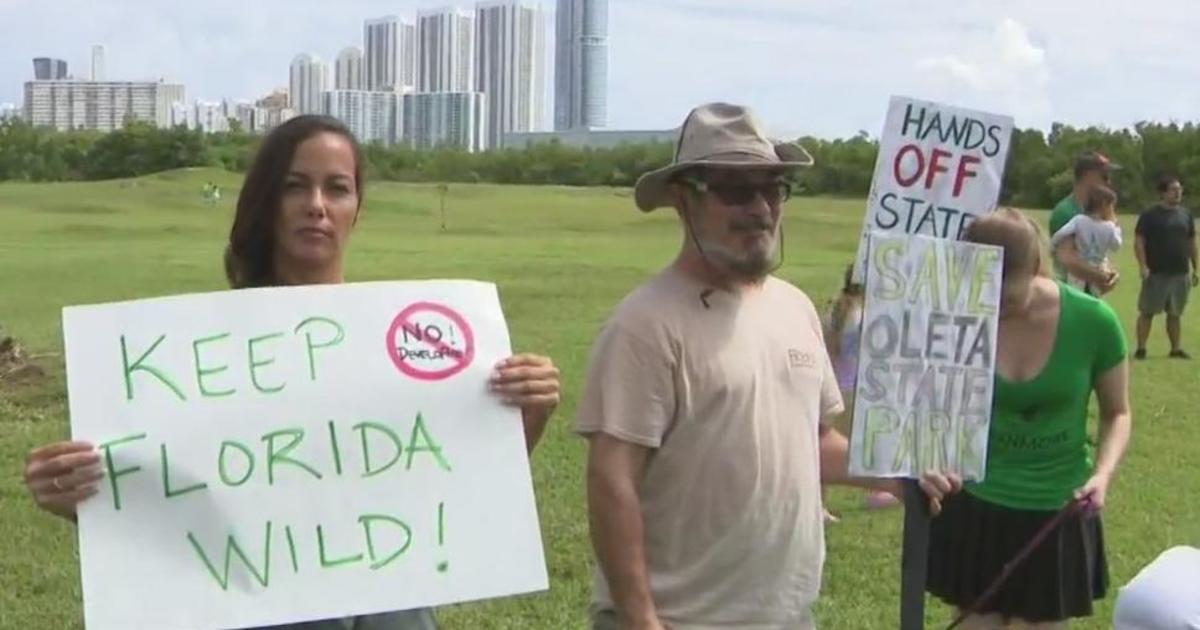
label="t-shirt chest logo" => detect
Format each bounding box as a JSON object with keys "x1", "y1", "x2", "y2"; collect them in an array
[{"x1": 788, "y1": 349, "x2": 817, "y2": 370}]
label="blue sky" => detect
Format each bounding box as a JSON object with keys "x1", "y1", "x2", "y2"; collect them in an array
[{"x1": 1, "y1": 0, "x2": 1197, "y2": 139}]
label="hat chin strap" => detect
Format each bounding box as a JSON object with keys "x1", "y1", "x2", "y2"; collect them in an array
[{"x1": 681, "y1": 200, "x2": 785, "y2": 290}]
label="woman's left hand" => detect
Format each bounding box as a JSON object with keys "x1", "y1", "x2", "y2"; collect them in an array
[
  {"x1": 877, "y1": 471, "x2": 962, "y2": 516},
  {"x1": 1074, "y1": 472, "x2": 1111, "y2": 514},
  {"x1": 489, "y1": 354, "x2": 561, "y2": 453},
  {"x1": 914, "y1": 471, "x2": 964, "y2": 516}
]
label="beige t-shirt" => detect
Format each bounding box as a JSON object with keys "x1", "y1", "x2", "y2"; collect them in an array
[{"x1": 576, "y1": 266, "x2": 844, "y2": 630}]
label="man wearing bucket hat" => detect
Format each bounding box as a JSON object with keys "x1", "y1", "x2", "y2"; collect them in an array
[{"x1": 576, "y1": 102, "x2": 960, "y2": 630}]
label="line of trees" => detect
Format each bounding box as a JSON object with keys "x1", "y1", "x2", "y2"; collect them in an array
[{"x1": 3, "y1": 118, "x2": 1200, "y2": 210}]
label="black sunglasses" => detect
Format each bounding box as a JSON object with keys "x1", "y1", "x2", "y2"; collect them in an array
[{"x1": 681, "y1": 177, "x2": 792, "y2": 206}]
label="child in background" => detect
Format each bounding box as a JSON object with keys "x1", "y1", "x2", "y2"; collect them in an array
[
  {"x1": 823, "y1": 264, "x2": 899, "y2": 514},
  {"x1": 1050, "y1": 185, "x2": 1123, "y2": 296}
]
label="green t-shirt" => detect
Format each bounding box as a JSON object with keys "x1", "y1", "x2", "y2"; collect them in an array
[
  {"x1": 1049, "y1": 194, "x2": 1083, "y2": 236},
  {"x1": 967, "y1": 283, "x2": 1127, "y2": 511},
  {"x1": 1049, "y1": 195, "x2": 1083, "y2": 280}
]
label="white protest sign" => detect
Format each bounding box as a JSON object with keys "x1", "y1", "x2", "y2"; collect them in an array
[
  {"x1": 853, "y1": 95, "x2": 1014, "y2": 283},
  {"x1": 62, "y1": 280, "x2": 547, "y2": 630},
  {"x1": 848, "y1": 232, "x2": 1002, "y2": 481}
]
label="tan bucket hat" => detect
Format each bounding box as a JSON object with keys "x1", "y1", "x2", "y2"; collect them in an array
[{"x1": 633, "y1": 102, "x2": 814, "y2": 212}]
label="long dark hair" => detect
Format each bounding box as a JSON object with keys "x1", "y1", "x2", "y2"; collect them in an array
[{"x1": 224, "y1": 115, "x2": 365, "y2": 288}]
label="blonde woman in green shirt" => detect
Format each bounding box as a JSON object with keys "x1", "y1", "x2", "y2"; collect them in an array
[{"x1": 927, "y1": 207, "x2": 1132, "y2": 629}]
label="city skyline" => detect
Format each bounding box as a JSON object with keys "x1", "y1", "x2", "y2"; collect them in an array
[
  {"x1": 6, "y1": 1, "x2": 553, "y2": 138},
  {"x1": 23, "y1": 79, "x2": 184, "y2": 131},
  {"x1": 269, "y1": 1, "x2": 550, "y2": 150},
  {"x1": 14, "y1": 0, "x2": 556, "y2": 151},
  {"x1": 3, "y1": 1, "x2": 1200, "y2": 139}
]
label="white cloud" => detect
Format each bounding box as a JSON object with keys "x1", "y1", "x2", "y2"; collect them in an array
[
  {"x1": 915, "y1": 17, "x2": 1052, "y2": 128},
  {"x1": 918, "y1": 57, "x2": 986, "y2": 90},
  {"x1": 605, "y1": 2, "x2": 941, "y2": 138}
]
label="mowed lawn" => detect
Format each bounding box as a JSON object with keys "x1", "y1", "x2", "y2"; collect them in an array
[{"x1": 1, "y1": 168, "x2": 1197, "y2": 629}]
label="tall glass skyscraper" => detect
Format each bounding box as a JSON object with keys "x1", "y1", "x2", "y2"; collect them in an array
[
  {"x1": 476, "y1": 1, "x2": 546, "y2": 148},
  {"x1": 554, "y1": 0, "x2": 607, "y2": 131}
]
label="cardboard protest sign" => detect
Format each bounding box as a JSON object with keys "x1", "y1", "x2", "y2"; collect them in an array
[
  {"x1": 62, "y1": 281, "x2": 547, "y2": 630},
  {"x1": 853, "y1": 95, "x2": 1014, "y2": 283},
  {"x1": 848, "y1": 232, "x2": 1002, "y2": 481}
]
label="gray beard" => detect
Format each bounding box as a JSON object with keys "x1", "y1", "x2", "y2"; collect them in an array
[{"x1": 696, "y1": 235, "x2": 778, "y2": 279}]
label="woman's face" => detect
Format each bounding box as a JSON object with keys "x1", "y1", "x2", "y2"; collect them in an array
[{"x1": 273, "y1": 132, "x2": 360, "y2": 276}]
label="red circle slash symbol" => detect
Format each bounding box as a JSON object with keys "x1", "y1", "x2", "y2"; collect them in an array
[{"x1": 386, "y1": 302, "x2": 476, "y2": 381}]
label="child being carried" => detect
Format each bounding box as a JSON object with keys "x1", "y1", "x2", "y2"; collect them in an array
[{"x1": 1050, "y1": 185, "x2": 1123, "y2": 296}]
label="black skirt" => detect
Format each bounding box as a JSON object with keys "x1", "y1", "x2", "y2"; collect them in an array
[{"x1": 926, "y1": 490, "x2": 1108, "y2": 623}]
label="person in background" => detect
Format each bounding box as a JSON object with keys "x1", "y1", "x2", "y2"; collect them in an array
[
  {"x1": 822, "y1": 263, "x2": 899, "y2": 513},
  {"x1": 23, "y1": 115, "x2": 562, "y2": 630},
  {"x1": 1050, "y1": 152, "x2": 1122, "y2": 295},
  {"x1": 1133, "y1": 175, "x2": 1198, "y2": 360},
  {"x1": 927, "y1": 207, "x2": 1132, "y2": 630},
  {"x1": 1049, "y1": 185, "x2": 1122, "y2": 296}
]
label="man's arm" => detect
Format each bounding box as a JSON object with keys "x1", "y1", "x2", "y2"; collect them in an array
[
  {"x1": 577, "y1": 317, "x2": 675, "y2": 629},
  {"x1": 818, "y1": 423, "x2": 896, "y2": 493},
  {"x1": 1135, "y1": 235, "x2": 1150, "y2": 279},
  {"x1": 1056, "y1": 238, "x2": 1118, "y2": 291},
  {"x1": 818, "y1": 423, "x2": 962, "y2": 511},
  {"x1": 1189, "y1": 234, "x2": 1198, "y2": 281},
  {"x1": 586, "y1": 433, "x2": 664, "y2": 630}
]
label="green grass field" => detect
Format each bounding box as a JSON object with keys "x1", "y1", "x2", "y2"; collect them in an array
[{"x1": 1, "y1": 167, "x2": 1197, "y2": 629}]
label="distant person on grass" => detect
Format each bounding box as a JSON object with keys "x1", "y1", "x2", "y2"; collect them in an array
[
  {"x1": 821, "y1": 263, "x2": 900, "y2": 516},
  {"x1": 576, "y1": 102, "x2": 958, "y2": 630},
  {"x1": 22, "y1": 115, "x2": 562, "y2": 630},
  {"x1": 927, "y1": 208, "x2": 1132, "y2": 629},
  {"x1": 1133, "y1": 175, "x2": 1198, "y2": 360},
  {"x1": 1049, "y1": 185, "x2": 1122, "y2": 296},
  {"x1": 1049, "y1": 152, "x2": 1121, "y2": 295},
  {"x1": 202, "y1": 181, "x2": 220, "y2": 205}
]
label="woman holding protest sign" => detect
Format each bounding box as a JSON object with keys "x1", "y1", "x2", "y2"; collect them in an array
[
  {"x1": 926, "y1": 207, "x2": 1132, "y2": 629},
  {"x1": 23, "y1": 115, "x2": 562, "y2": 630}
]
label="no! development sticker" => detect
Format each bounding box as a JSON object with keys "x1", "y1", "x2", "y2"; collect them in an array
[{"x1": 386, "y1": 302, "x2": 476, "y2": 381}]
